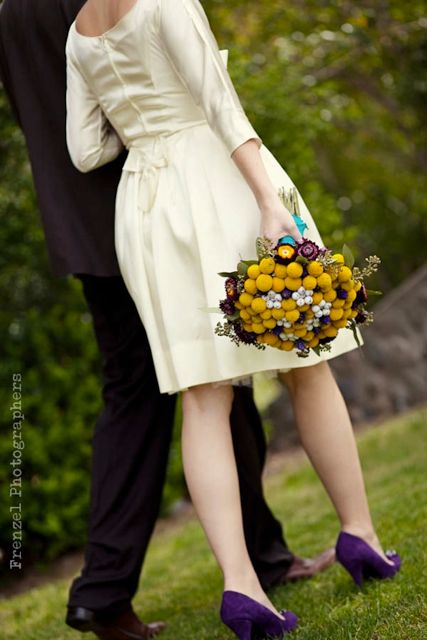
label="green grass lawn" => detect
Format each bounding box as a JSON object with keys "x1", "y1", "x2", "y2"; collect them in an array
[{"x1": 1, "y1": 407, "x2": 426, "y2": 640}]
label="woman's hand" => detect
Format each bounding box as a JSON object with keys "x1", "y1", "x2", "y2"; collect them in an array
[{"x1": 259, "y1": 197, "x2": 303, "y2": 246}]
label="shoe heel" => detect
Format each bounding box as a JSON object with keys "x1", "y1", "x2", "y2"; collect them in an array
[
  {"x1": 224, "y1": 619, "x2": 253, "y2": 640},
  {"x1": 339, "y1": 558, "x2": 364, "y2": 587}
]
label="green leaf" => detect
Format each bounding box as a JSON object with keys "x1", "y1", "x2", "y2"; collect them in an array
[
  {"x1": 366, "y1": 289, "x2": 383, "y2": 296},
  {"x1": 349, "y1": 319, "x2": 362, "y2": 348},
  {"x1": 218, "y1": 271, "x2": 238, "y2": 278},
  {"x1": 295, "y1": 255, "x2": 309, "y2": 265},
  {"x1": 342, "y1": 243, "x2": 355, "y2": 268},
  {"x1": 240, "y1": 259, "x2": 259, "y2": 267},
  {"x1": 237, "y1": 261, "x2": 249, "y2": 276}
]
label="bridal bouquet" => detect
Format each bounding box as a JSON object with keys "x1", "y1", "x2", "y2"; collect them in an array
[{"x1": 215, "y1": 187, "x2": 381, "y2": 357}]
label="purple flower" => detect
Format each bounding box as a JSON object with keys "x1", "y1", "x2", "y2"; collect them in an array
[
  {"x1": 321, "y1": 315, "x2": 331, "y2": 324},
  {"x1": 313, "y1": 326, "x2": 321, "y2": 335},
  {"x1": 281, "y1": 288, "x2": 293, "y2": 299},
  {"x1": 225, "y1": 277, "x2": 238, "y2": 301},
  {"x1": 351, "y1": 300, "x2": 359, "y2": 309},
  {"x1": 336, "y1": 288, "x2": 348, "y2": 299},
  {"x1": 220, "y1": 299, "x2": 235, "y2": 316},
  {"x1": 355, "y1": 282, "x2": 368, "y2": 304},
  {"x1": 296, "y1": 339, "x2": 307, "y2": 351},
  {"x1": 234, "y1": 323, "x2": 257, "y2": 344},
  {"x1": 356, "y1": 310, "x2": 368, "y2": 324},
  {"x1": 296, "y1": 240, "x2": 320, "y2": 260}
]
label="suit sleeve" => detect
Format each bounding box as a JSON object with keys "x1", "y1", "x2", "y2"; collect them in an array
[
  {"x1": 0, "y1": 7, "x2": 21, "y2": 127},
  {"x1": 158, "y1": 0, "x2": 262, "y2": 157},
  {"x1": 65, "y1": 46, "x2": 124, "y2": 173}
]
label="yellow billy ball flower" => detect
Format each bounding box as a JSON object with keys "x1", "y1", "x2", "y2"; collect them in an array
[
  {"x1": 332, "y1": 298, "x2": 345, "y2": 308},
  {"x1": 247, "y1": 264, "x2": 261, "y2": 280},
  {"x1": 243, "y1": 323, "x2": 253, "y2": 332},
  {"x1": 299, "y1": 303, "x2": 310, "y2": 312},
  {"x1": 323, "y1": 289, "x2": 337, "y2": 302},
  {"x1": 333, "y1": 319, "x2": 348, "y2": 329},
  {"x1": 282, "y1": 298, "x2": 297, "y2": 311},
  {"x1": 261, "y1": 309, "x2": 272, "y2": 320},
  {"x1": 239, "y1": 292, "x2": 253, "y2": 307},
  {"x1": 324, "y1": 326, "x2": 338, "y2": 338},
  {"x1": 272, "y1": 277, "x2": 285, "y2": 293},
  {"x1": 285, "y1": 309, "x2": 300, "y2": 323},
  {"x1": 281, "y1": 340, "x2": 294, "y2": 351},
  {"x1": 244, "y1": 278, "x2": 258, "y2": 295},
  {"x1": 349, "y1": 309, "x2": 358, "y2": 318},
  {"x1": 312, "y1": 291, "x2": 323, "y2": 305},
  {"x1": 305, "y1": 309, "x2": 314, "y2": 318},
  {"x1": 235, "y1": 302, "x2": 243, "y2": 310},
  {"x1": 317, "y1": 273, "x2": 332, "y2": 290},
  {"x1": 332, "y1": 253, "x2": 345, "y2": 265},
  {"x1": 304, "y1": 331, "x2": 315, "y2": 341},
  {"x1": 284, "y1": 276, "x2": 302, "y2": 291},
  {"x1": 252, "y1": 323, "x2": 266, "y2": 334},
  {"x1": 264, "y1": 333, "x2": 279, "y2": 346},
  {"x1": 307, "y1": 336, "x2": 320, "y2": 348},
  {"x1": 239, "y1": 309, "x2": 251, "y2": 321},
  {"x1": 251, "y1": 315, "x2": 263, "y2": 324},
  {"x1": 272, "y1": 308, "x2": 285, "y2": 320},
  {"x1": 274, "y1": 264, "x2": 287, "y2": 278},
  {"x1": 263, "y1": 318, "x2": 277, "y2": 330},
  {"x1": 287, "y1": 261, "x2": 303, "y2": 278},
  {"x1": 338, "y1": 265, "x2": 353, "y2": 282},
  {"x1": 307, "y1": 260, "x2": 323, "y2": 277},
  {"x1": 251, "y1": 297, "x2": 267, "y2": 314},
  {"x1": 294, "y1": 327, "x2": 307, "y2": 337},
  {"x1": 347, "y1": 289, "x2": 357, "y2": 303},
  {"x1": 341, "y1": 279, "x2": 355, "y2": 291},
  {"x1": 259, "y1": 257, "x2": 276, "y2": 275},
  {"x1": 302, "y1": 275, "x2": 317, "y2": 290},
  {"x1": 354, "y1": 281, "x2": 362, "y2": 291},
  {"x1": 329, "y1": 308, "x2": 344, "y2": 321},
  {"x1": 342, "y1": 309, "x2": 352, "y2": 319},
  {"x1": 256, "y1": 274, "x2": 273, "y2": 292}
]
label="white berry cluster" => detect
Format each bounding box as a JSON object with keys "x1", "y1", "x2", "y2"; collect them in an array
[
  {"x1": 306, "y1": 299, "x2": 332, "y2": 331},
  {"x1": 292, "y1": 286, "x2": 314, "y2": 307},
  {"x1": 262, "y1": 291, "x2": 282, "y2": 310}
]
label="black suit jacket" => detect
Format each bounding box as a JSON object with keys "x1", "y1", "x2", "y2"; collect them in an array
[{"x1": 0, "y1": 0, "x2": 125, "y2": 277}]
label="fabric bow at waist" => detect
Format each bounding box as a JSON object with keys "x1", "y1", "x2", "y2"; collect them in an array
[{"x1": 122, "y1": 137, "x2": 169, "y2": 213}]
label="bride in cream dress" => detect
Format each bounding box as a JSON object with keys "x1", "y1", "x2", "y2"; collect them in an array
[{"x1": 65, "y1": 1, "x2": 400, "y2": 637}]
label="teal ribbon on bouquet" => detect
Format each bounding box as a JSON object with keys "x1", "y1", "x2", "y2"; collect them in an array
[
  {"x1": 277, "y1": 186, "x2": 308, "y2": 246},
  {"x1": 278, "y1": 214, "x2": 308, "y2": 246}
]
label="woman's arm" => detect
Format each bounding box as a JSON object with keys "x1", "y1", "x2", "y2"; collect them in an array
[
  {"x1": 158, "y1": 0, "x2": 300, "y2": 245},
  {"x1": 65, "y1": 47, "x2": 124, "y2": 173},
  {"x1": 231, "y1": 140, "x2": 303, "y2": 245}
]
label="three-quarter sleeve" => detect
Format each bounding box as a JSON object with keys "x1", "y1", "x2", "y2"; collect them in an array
[
  {"x1": 157, "y1": 0, "x2": 263, "y2": 156},
  {"x1": 65, "y1": 46, "x2": 124, "y2": 173}
]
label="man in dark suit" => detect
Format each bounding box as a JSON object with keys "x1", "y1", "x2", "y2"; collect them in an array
[{"x1": 0, "y1": 1, "x2": 334, "y2": 638}]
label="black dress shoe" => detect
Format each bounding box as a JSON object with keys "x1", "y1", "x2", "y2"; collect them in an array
[{"x1": 66, "y1": 606, "x2": 166, "y2": 639}]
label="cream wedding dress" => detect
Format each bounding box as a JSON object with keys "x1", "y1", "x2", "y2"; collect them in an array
[{"x1": 66, "y1": 0, "x2": 363, "y2": 394}]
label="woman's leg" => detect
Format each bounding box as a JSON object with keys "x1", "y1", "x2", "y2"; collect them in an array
[
  {"x1": 182, "y1": 383, "x2": 283, "y2": 615},
  {"x1": 279, "y1": 361, "x2": 392, "y2": 563}
]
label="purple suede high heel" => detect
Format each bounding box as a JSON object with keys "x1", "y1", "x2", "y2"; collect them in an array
[
  {"x1": 336, "y1": 531, "x2": 401, "y2": 587},
  {"x1": 220, "y1": 591, "x2": 298, "y2": 639}
]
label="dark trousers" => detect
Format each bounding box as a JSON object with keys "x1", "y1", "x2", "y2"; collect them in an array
[{"x1": 67, "y1": 275, "x2": 293, "y2": 617}]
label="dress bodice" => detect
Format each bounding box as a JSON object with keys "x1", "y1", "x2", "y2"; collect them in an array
[{"x1": 65, "y1": 0, "x2": 262, "y2": 171}]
